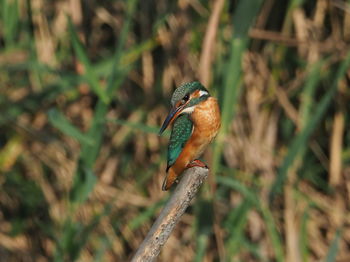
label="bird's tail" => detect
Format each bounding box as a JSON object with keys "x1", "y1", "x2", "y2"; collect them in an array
[{"x1": 161, "y1": 167, "x2": 178, "y2": 191}]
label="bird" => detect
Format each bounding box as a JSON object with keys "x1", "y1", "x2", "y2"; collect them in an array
[{"x1": 158, "y1": 81, "x2": 221, "y2": 191}]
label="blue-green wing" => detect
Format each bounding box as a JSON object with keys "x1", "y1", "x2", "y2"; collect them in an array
[{"x1": 166, "y1": 114, "x2": 193, "y2": 171}]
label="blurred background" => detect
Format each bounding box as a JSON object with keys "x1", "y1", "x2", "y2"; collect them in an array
[{"x1": 1, "y1": 0, "x2": 350, "y2": 261}]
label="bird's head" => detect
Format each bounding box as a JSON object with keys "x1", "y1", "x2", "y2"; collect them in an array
[{"x1": 159, "y1": 81, "x2": 210, "y2": 135}]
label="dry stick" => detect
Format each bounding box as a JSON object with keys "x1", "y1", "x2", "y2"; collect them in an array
[
  {"x1": 131, "y1": 166, "x2": 209, "y2": 262},
  {"x1": 198, "y1": 0, "x2": 225, "y2": 87}
]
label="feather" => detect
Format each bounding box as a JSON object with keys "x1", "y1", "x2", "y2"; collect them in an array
[{"x1": 166, "y1": 114, "x2": 193, "y2": 171}]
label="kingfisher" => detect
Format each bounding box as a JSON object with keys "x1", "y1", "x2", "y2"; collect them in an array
[{"x1": 159, "y1": 81, "x2": 221, "y2": 191}]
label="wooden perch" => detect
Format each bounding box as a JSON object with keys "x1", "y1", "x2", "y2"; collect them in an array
[{"x1": 131, "y1": 166, "x2": 209, "y2": 262}]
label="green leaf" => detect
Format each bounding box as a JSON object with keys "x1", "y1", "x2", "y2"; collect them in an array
[
  {"x1": 212, "y1": 0, "x2": 264, "y2": 175},
  {"x1": 54, "y1": 204, "x2": 112, "y2": 261},
  {"x1": 217, "y1": 176, "x2": 284, "y2": 262},
  {"x1": 300, "y1": 208, "x2": 310, "y2": 262},
  {"x1": 225, "y1": 201, "x2": 251, "y2": 257},
  {"x1": 48, "y1": 109, "x2": 94, "y2": 146},
  {"x1": 69, "y1": 165, "x2": 97, "y2": 204},
  {"x1": 70, "y1": 0, "x2": 139, "y2": 205},
  {"x1": 107, "y1": 118, "x2": 165, "y2": 134},
  {"x1": 80, "y1": 0, "x2": 138, "y2": 167},
  {"x1": 68, "y1": 18, "x2": 109, "y2": 103},
  {"x1": 1, "y1": 0, "x2": 20, "y2": 46},
  {"x1": 325, "y1": 229, "x2": 342, "y2": 262},
  {"x1": 299, "y1": 60, "x2": 324, "y2": 127},
  {"x1": 232, "y1": 0, "x2": 263, "y2": 37},
  {"x1": 269, "y1": 52, "x2": 350, "y2": 199},
  {"x1": 194, "y1": 200, "x2": 214, "y2": 262},
  {"x1": 128, "y1": 199, "x2": 165, "y2": 230}
]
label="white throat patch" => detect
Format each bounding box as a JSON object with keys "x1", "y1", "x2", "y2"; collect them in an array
[
  {"x1": 181, "y1": 106, "x2": 195, "y2": 114},
  {"x1": 199, "y1": 90, "x2": 209, "y2": 97}
]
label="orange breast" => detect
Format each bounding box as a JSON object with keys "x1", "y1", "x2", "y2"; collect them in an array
[
  {"x1": 190, "y1": 97, "x2": 221, "y2": 156},
  {"x1": 170, "y1": 97, "x2": 221, "y2": 175}
]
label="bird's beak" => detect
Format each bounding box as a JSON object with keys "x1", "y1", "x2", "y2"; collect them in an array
[{"x1": 159, "y1": 104, "x2": 185, "y2": 135}]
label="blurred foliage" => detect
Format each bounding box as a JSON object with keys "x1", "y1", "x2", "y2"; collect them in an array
[{"x1": 1, "y1": 0, "x2": 350, "y2": 261}]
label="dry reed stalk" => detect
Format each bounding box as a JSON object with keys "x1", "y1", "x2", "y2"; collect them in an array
[
  {"x1": 31, "y1": 0, "x2": 56, "y2": 67},
  {"x1": 329, "y1": 111, "x2": 344, "y2": 186},
  {"x1": 198, "y1": 0, "x2": 225, "y2": 87}
]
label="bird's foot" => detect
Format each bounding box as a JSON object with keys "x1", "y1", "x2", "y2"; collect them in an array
[{"x1": 186, "y1": 159, "x2": 209, "y2": 169}]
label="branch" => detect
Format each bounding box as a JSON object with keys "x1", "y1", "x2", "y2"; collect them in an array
[{"x1": 131, "y1": 166, "x2": 209, "y2": 262}]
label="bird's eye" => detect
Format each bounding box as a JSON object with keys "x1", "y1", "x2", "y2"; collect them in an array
[{"x1": 182, "y1": 94, "x2": 190, "y2": 103}]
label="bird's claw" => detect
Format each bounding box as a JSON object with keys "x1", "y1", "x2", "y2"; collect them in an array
[{"x1": 186, "y1": 159, "x2": 209, "y2": 169}]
